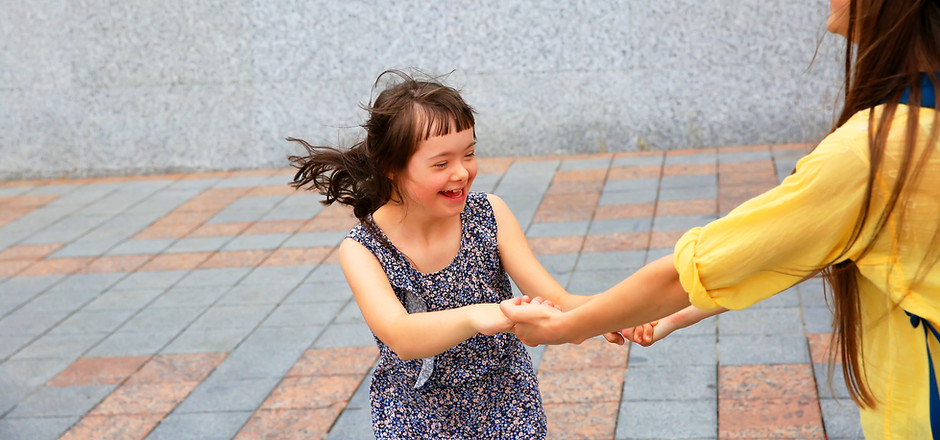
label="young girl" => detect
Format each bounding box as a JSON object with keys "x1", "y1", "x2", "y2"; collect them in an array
[
  {"x1": 288, "y1": 70, "x2": 595, "y2": 438},
  {"x1": 503, "y1": 0, "x2": 940, "y2": 438}
]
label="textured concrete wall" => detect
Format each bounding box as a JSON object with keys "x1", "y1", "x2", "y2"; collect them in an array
[{"x1": 1, "y1": 0, "x2": 844, "y2": 179}]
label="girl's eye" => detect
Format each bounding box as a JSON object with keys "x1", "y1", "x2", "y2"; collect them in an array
[
  {"x1": 434, "y1": 162, "x2": 447, "y2": 168},
  {"x1": 466, "y1": 151, "x2": 476, "y2": 158}
]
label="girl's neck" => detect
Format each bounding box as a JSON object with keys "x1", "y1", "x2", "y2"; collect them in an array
[{"x1": 372, "y1": 202, "x2": 463, "y2": 274}]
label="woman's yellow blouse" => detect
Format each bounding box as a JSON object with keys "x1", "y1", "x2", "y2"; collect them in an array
[{"x1": 675, "y1": 105, "x2": 939, "y2": 439}]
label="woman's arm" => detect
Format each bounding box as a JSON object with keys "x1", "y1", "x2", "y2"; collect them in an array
[
  {"x1": 501, "y1": 254, "x2": 694, "y2": 345},
  {"x1": 339, "y1": 238, "x2": 513, "y2": 360}
]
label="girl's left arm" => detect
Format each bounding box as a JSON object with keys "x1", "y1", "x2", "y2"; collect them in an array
[{"x1": 488, "y1": 194, "x2": 586, "y2": 311}]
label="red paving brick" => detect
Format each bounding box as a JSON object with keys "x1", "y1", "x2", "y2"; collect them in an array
[
  {"x1": 656, "y1": 199, "x2": 716, "y2": 216},
  {"x1": 544, "y1": 402, "x2": 619, "y2": 440},
  {"x1": 48, "y1": 356, "x2": 152, "y2": 386},
  {"x1": 286, "y1": 346, "x2": 379, "y2": 377},
  {"x1": 17, "y1": 256, "x2": 95, "y2": 276},
  {"x1": 80, "y1": 254, "x2": 153, "y2": 274},
  {"x1": 137, "y1": 252, "x2": 212, "y2": 272},
  {"x1": 527, "y1": 236, "x2": 584, "y2": 256},
  {"x1": 59, "y1": 413, "x2": 165, "y2": 440},
  {"x1": 608, "y1": 165, "x2": 661, "y2": 180},
  {"x1": 199, "y1": 250, "x2": 273, "y2": 269},
  {"x1": 235, "y1": 406, "x2": 344, "y2": 440},
  {"x1": 261, "y1": 247, "x2": 332, "y2": 267},
  {"x1": 718, "y1": 364, "x2": 824, "y2": 439},
  {"x1": 593, "y1": 203, "x2": 656, "y2": 220},
  {"x1": 663, "y1": 162, "x2": 717, "y2": 176},
  {"x1": 0, "y1": 243, "x2": 64, "y2": 261},
  {"x1": 582, "y1": 232, "x2": 650, "y2": 253}
]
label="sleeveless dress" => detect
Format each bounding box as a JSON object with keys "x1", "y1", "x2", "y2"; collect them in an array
[{"x1": 346, "y1": 192, "x2": 547, "y2": 439}]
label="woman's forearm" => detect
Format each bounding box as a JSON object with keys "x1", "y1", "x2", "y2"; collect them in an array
[{"x1": 557, "y1": 255, "x2": 692, "y2": 343}]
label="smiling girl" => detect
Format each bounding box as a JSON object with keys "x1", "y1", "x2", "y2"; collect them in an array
[{"x1": 287, "y1": 70, "x2": 594, "y2": 438}]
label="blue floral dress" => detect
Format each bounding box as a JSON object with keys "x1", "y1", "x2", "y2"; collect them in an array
[{"x1": 346, "y1": 192, "x2": 547, "y2": 439}]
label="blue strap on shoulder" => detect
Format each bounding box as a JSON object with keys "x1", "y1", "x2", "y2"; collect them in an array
[{"x1": 907, "y1": 311, "x2": 940, "y2": 439}]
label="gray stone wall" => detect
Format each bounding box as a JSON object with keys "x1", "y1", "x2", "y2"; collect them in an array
[{"x1": 1, "y1": 0, "x2": 844, "y2": 179}]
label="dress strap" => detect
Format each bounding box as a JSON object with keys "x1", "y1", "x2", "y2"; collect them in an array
[{"x1": 907, "y1": 310, "x2": 940, "y2": 440}]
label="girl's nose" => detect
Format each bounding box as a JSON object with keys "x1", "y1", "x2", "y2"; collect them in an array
[{"x1": 452, "y1": 163, "x2": 469, "y2": 181}]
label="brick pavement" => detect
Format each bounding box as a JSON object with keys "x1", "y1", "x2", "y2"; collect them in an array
[{"x1": 0, "y1": 144, "x2": 864, "y2": 439}]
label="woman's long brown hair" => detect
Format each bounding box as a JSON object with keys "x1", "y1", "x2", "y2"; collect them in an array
[{"x1": 823, "y1": 0, "x2": 940, "y2": 408}]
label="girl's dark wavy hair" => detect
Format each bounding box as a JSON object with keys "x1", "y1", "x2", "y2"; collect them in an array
[{"x1": 288, "y1": 69, "x2": 475, "y2": 220}]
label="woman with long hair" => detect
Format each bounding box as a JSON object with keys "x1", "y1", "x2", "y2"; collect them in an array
[{"x1": 502, "y1": 0, "x2": 940, "y2": 437}]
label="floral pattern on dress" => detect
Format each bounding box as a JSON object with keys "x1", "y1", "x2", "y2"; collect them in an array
[{"x1": 347, "y1": 192, "x2": 547, "y2": 439}]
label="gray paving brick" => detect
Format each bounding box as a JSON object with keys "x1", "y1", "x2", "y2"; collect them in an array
[
  {"x1": 652, "y1": 214, "x2": 714, "y2": 232},
  {"x1": 568, "y1": 269, "x2": 637, "y2": 294},
  {"x1": 628, "y1": 335, "x2": 717, "y2": 367},
  {"x1": 598, "y1": 189, "x2": 658, "y2": 205},
  {"x1": 174, "y1": 377, "x2": 280, "y2": 413},
  {"x1": 287, "y1": 281, "x2": 353, "y2": 303},
  {"x1": 307, "y1": 264, "x2": 346, "y2": 282},
  {"x1": 0, "y1": 416, "x2": 78, "y2": 440},
  {"x1": 211, "y1": 175, "x2": 274, "y2": 188},
  {"x1": 105, "y1": 238, "x2": 174, "y2": 255},
  {"x1": 819, "y1": 398, "x2": 864, "y2": 439},
  {"x1": 335, "y1": 300, "x2": 365, "y2": 323},
  {"x1": 612, "y1": 154, "x2": 664, "y2": 168},
  {"x1": 23, "y1": 291, "x2": 97, "y2": 315},
  {"x1": 262, "y1": 301, "x2": 346, "y2": 327},
  {"x1": 659, "y1": 185, "x2": 717, "y2": 202},
  {"x1": 717, "y1": 308, "x2": 804, "y2": 336},
  {"x1": 616, "y1": 399, "x2": 717, "y2": 439},
  {"x1": 238, "y1": 265, "x2": 314, "y2": 287},
  {"x1": 718, "y1": 149, "x2": 772, "y2": 163},
  {"x1": 85, "y1": 329, "x2": 180, "y2": 357},
  {"x1": 798, "y1": 278, "x2": 828, "y2": 307},
  {"x1": 0, "y1": 335, "x2": 32, "y2": 360},
  {"x1": 803, "y1": 306, "x2": 835, "y2": 333},
  {"x1": 314, "y1": 322, "x2": 374, "y2": 348},
  {"x1": 1, "y1": 276, "x2": 64, "y2": 297},
  {"x1": 661, "y1": 174, "x2": 716, "y2": 189},
  {"x1": 0, "y1": 309, "x2": 72, "y2": 337},
  {"x1": 109, "y1": 270, "x2": 189, "y2": 290},
  {"x1": 0, "y1": 358, "x2": 73, "y2": 391},
  {"x1": 7, "y1": 384, "x2": 115, "y2": 417},
  {"x1": 189, "y1": 304, "x2": 276, "y2": 329},
  {"x1": 575, "y1": 251, "x2": 645, "y2": 272},
  {"x1": 48, "y1": 308, "x2": 137, "y2": 335},
  {"x1": 82, "y1": 288, "x2": 164, "y2": 311},
  {"x1": 150, "y1": 286, "x2": 229, "y2": 308},
  {"x1": 175, "y1": 268, "x2": 252, "y2": 288},
  {"x1": 280, "y1": 231, "x2": 346, "y2": 248},
  {"x1": 222, "y1": 233, "x2": 290, "y2": 251},
  {"x1": 216, "y1": 284, "x2": 295, "y2": 305},
  {"x1": 814, "y1": 363, "x2": 852, "y2": 399},
  {"x1": 589, "y1": 217, "x2": 652, "y2": 235},
  {"x1": 120, "y1": 306, "x2": 204, "y2": 333},
  {"x1": 46, "y1": 272, "x2": 123, "y2": 293},
  {"x1": 209, "y1": 326, "x2": 320, "y2": 380},
  {"x1": 162, "y1": 327, "x2": 250, "y2": 354},
  {"x1": 664, "y1": 153, "x2": 715, "y2": 166},
  {"x1": 718, "y1": 334, "x2": 809, "y2": 365},
  {"x1": 604, "y1": 177, "x2": 659, "y2": 192},
  {"x1": 9, "y1": 332, "x2": 103, "y2": 361},
  {"x1": 526, "y1": 221, "x2": 590, "y2": 238},
  {"x1": 146, "y1": 411, "x2": 254, "y2": 440},
  {"x1": 328, "y1": 407, "x2": 376, "y2": 439},
  {"x1": 494, "y1": 161, "x2": 558, "y2": 195},
  {"x1": 469, "y1": 173, "x2": 501, "y2": 193},
  {"x1": 623, "y1": 365, "x2": 716, "y2": 401},
  {"x1": 534, "y1": 253, "x2": 578, "y2": 282},
  {"x1": 164, "y1": 236, "x2": 232, "y2": 253}
]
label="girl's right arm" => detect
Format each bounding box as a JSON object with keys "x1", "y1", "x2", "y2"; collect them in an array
[
  {"x1": 624, "y1": 305, "x2": 727, "y2": 346},
  {"x1": 339, "y1": 237, "x2": 513, "y2": 361}
]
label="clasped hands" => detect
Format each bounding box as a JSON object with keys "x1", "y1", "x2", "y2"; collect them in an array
[{"x1": 496, "y1": 295, "x2": 661, "y2": 347}]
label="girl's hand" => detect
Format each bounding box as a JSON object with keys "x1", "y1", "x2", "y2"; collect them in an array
[
  {"x1": 624, "y1": 321, "x2": 659, "y2": 346},
  {"x1": 468, "y1": 303, "x2": 516, "y2": 335}
]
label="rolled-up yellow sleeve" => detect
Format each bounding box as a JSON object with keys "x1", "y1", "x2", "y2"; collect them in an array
[{"x1": 675, "y1": 134, "x2": 873, "y2": 310}]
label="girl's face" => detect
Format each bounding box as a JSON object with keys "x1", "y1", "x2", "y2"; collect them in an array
[
  {"x1": 395, "y1": 127, "x2": 477, "y2": 220},
  {"x1": 827, "y1": 0, "x2": 850, "y2": 37}
]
